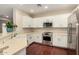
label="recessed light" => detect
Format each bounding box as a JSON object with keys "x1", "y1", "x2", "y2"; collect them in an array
[
  {"x1": 30, "y1": 9, "x2": 34, "y2": 13},
  {"x1": 45, "y1": 6, "x2": 48, "y2": 9}
]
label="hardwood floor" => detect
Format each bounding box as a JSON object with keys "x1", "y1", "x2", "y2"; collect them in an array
[{"x1": 26, "y1": 42, "x2": 76, "y2": 55}]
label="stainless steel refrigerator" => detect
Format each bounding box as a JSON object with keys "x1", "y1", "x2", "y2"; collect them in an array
[{"x1": 68, "y1": 9, "x2": 79, "y2": 55}]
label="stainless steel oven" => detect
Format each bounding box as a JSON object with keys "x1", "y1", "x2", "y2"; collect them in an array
[{"x1": 42, "y1": 32, "x2": 53, "y2": 46}]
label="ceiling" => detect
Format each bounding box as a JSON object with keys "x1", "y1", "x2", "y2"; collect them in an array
[{"x1": 0, "y1": 4, "x2": 77, "y2": 18}]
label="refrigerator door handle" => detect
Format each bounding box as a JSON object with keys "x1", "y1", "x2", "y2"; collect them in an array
[
  {"x1": 76, "y1": 23, "x2": 79, "y2": 55},
  {"x1": 68, "y1": 23, "x2": 72, "y2": 44}
]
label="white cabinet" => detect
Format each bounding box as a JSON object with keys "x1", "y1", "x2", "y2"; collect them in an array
[
  {"x1": 22, "y1": 16, "x2": 33, "y2": 28},
  {"x1": 53, "y1": 19, "x2": 67, "y2": 27},
  {"x1": 27, "y1": 33, "x2": 42, "y2": 45},
  {"x1": 22, "y1": 14, "x2": 69, "y2": 28},
  {"x1": 33, "y1": 18, "x2": 43, "y2": 28},
  {"x1": 53, "y1": 14, "x2": 68, "y2": 27},
  {"x1": 33, "y1": 17, "x2": 54, "y2": 28},
  {"x1": 23, "y1": 16, "x2": 43, "y2": 28},
  {"x1": 53, "y1": 33, "x2": 68, "y2": 48},
  {"x1": 27, "y1": 33, "x2": 34, "y2": 45},
  {"x1": 33, "y1": 33, "x2": 42, "y2": 43}
]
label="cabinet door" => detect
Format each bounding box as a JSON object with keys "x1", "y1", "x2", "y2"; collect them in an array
[
  {"x1": 32, "y1": 19, "x2": 36, "y2": 28},
  {"x1": 53, "y1": 19, "x2": 67, "y2": 27},
  {"x1": 27, "y1": 34, "x2": 34, "y2": 45},
  {"x1": 53, "y1": 33, "x2": 67, "y2": 48},
  {"x1": 33, "y1": 18, "x2": 43, "y2": 28},
  {"x1": 53, "y1": 15, "x2": 68, "y2": 27},
  {"x1": 27, "y1": 33, "x2": 42, "y2": 45},
  {"x1": 42, "y1": 17, "x2": 53, "y2": 22},
  {"x1": 22, "y1": 16, "x2": 32, "y2": 28},
  {"x1": 33, "y1": 33, "x2": 42, "y2": 43},
  {"x1": 38, "y1": 19, "x2": 43, "y2": 27}
]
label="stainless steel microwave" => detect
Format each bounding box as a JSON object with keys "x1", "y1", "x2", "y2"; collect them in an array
[{"x1": 43, "y1": 22, "x2": 52, "y2": 27}]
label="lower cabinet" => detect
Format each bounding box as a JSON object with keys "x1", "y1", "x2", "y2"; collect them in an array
[
  {"x1": 27, "y1": 33, "x2": 76, "y2": 49},
  {"x1": 53, "y1": 33, "x2": 68, "y2": 48},
  {"x1": 27, "y1": 34, "x2": 34, "y2": 45},
  {"x1": 33, "y1": 34, "x2": 42, "y2": 43},
  {"x1": 27, "y1": 33, "x2": 42, "y2": 45}
]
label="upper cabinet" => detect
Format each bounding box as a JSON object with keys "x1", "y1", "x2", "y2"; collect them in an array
[
  {"x1": 22, "y1": 13, "x2": 70, "y2": 28},
  {"x1": 22, "y1": 16, "x2": 44, "y2": 28},
  {"x1": 33, "y1": 17, "x2": 54, "y2": 28},
  {"x1": 33, "y1": 18, "x2": 43, "y2": 28},
  {"x1": 53, "y1": 14, "x2": 69, "y2": 28},
  {"x1": 22, "y1": 16, "x2": 33, "y2": 28},
  {"x1": 53, "y1": 19, "x2": 67, "y2": 27}
]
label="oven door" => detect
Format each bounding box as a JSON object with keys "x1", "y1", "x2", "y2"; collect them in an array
[{"x1": 43, "y1": 36, "x2": 51, "y2": 41}]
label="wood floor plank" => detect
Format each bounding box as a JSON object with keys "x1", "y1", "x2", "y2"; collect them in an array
[{"x1": 26, "y1": 42, "x2": 76, "y2": 55}]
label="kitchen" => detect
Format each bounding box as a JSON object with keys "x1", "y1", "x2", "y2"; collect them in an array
[{"x1": 0, "y1": 4, "x2": 78, "y2": 55}]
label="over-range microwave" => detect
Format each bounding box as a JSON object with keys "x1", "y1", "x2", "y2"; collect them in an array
[{"x1": 43, "y1": 22, "x2": 52, "y2": 28}]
